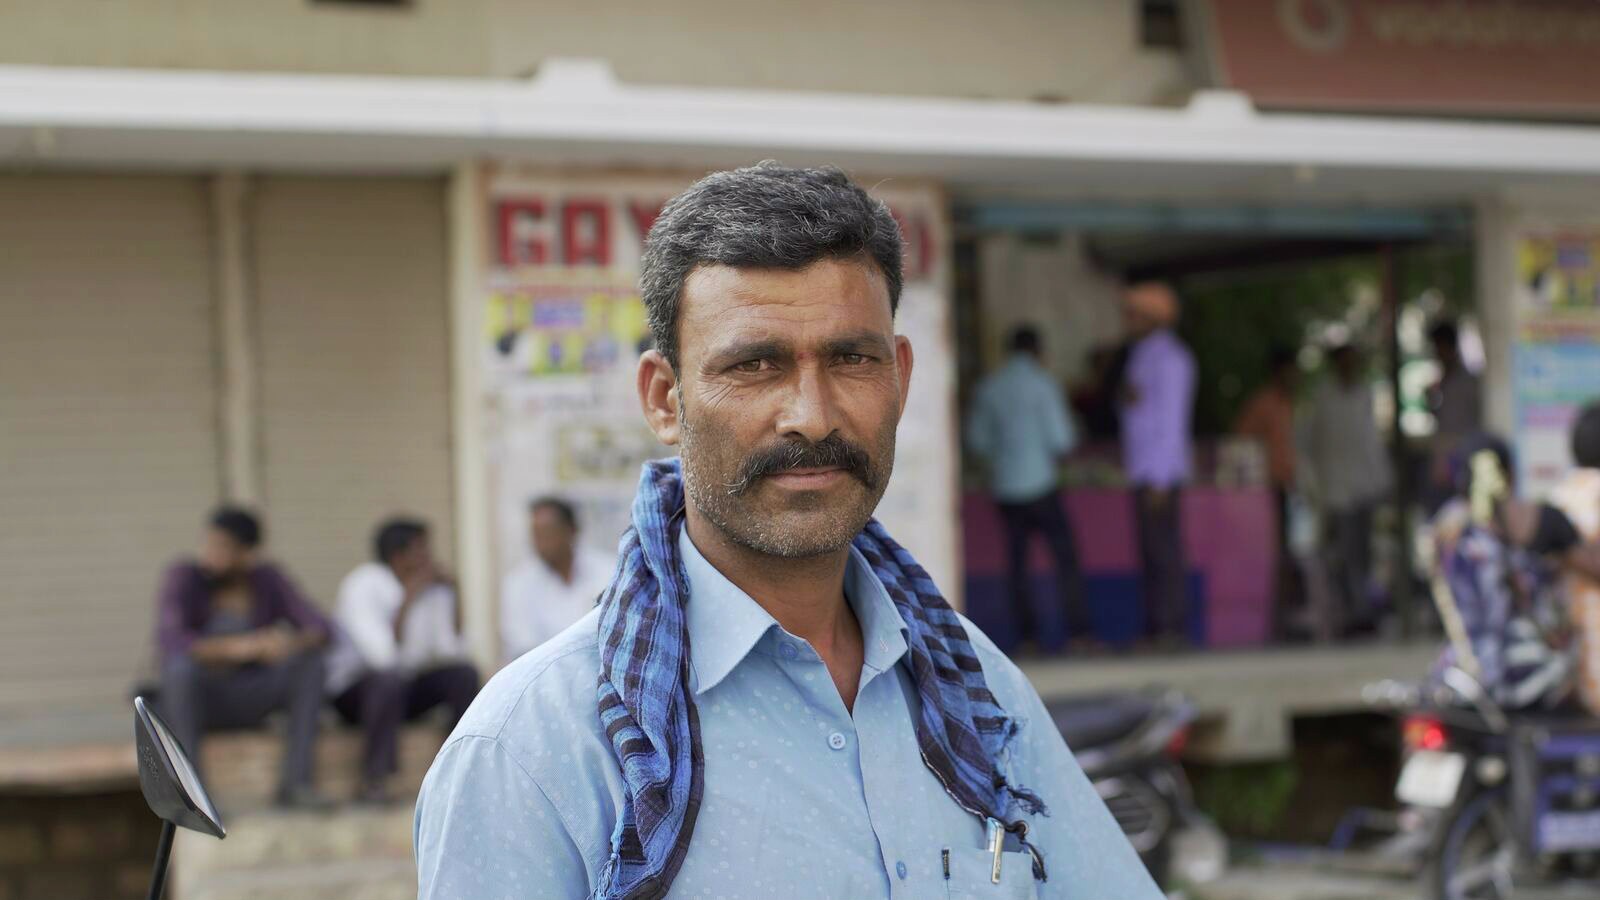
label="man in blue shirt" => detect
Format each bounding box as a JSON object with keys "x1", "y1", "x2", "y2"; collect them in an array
[
  {"x1": 967, "y1": 325, "x2": 1089, "y2": 651},
  {"x1": 415, "y1": 165, "x2": 1160, "y2": 899}
]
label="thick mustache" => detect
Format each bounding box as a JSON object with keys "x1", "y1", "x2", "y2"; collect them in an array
[{"x1": 725, "y1": 434, "x2": 873, "y2": 496}]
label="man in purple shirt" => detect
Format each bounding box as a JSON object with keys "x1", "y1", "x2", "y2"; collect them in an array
[
  {"x1": 1119, "y1": 282, "x2": 1196, "y2": 646},
  {"x1": 154, "y1": 506, "x2": 334, "y2": 808}
]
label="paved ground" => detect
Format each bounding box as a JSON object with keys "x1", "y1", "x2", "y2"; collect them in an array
[
  {"x1": 1192, "y1": 862, "x2": 1596, "y2": 900},
  {"x1": 1190, "y1": 865, "x2": 1421, "y2": 900}
]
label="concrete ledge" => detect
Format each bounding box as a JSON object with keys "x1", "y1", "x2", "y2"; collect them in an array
[
  {"x1": 200, "y1": 724, "x2": 445, "y2": 810},
  {"x1": 0, "y1": 723, "x2": 445, "y2": 805},
  {"x1": 2, "y1": 643, "x2": 1437, "y2": 789},
  {"x1": 1019, "y1": 641, "x2": 1437, "y2": 761},
  {"x1": 0, "y1": 742, "x2": 137, "y2": 794}
]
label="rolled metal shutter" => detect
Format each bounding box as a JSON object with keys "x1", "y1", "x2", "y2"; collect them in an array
[
  {"x1": 0, "y1": 174, "x2": 219, "y2": 726},
  {"x1": 253, "y1": 176, "x2": 455, "y2": 607}
]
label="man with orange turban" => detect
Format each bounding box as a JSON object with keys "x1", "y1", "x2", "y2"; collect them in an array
[{"x1": 1119, "y1": 282, "x2": 1196, "y2": 647}]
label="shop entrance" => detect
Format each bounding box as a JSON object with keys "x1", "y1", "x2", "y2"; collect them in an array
[{"x1": 952, "y1": 200, "x2": 1477, "y2": 657}]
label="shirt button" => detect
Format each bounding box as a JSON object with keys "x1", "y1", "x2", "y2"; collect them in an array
[
  {"x1": 780, "y1": 642, "x2": 799, "y2": 660},
  {"x1": 827, "y1": 731, "x2": 847, "y2": 750},
  {"x1": 895, "y1": 861, "x2": 908, "y2": 880}
]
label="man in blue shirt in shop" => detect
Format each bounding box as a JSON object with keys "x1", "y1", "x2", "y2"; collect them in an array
[
  {"x1": 415, "y1": 164, "x2": 1159, "y2": 899},
  {"x1": 968, "y1": 325, "x2": 1091, "y2": 651}
]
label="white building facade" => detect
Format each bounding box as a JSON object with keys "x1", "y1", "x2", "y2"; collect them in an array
[{"x1": 4, "y1": 0, "x2": 1600, "y2": 743}]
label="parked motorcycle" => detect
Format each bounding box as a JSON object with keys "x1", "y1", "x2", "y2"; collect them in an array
[
  {"x1": 1368, "y1": 670, "x2": 1600, "y2": 900},
  {"x1": 1046, "y1": 689, "x2": 1226, "y2": 888},
  {"x1": 1350, "y1": 440, "x2": 1600, "y2": 897}
]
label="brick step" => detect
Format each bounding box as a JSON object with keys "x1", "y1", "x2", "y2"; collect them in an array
[
  {"x1": 172, "y1": 803, "x2": 418, "y2": 899},
  {"x1": 173, "y1": 805, "x2": 413, "y2": 873},
  {"x1": 200, "y1": 723, "x2": 445, "y2": 812},
  {"x1": 176, "y1": 857, "x2": 415, "y2": 900}
]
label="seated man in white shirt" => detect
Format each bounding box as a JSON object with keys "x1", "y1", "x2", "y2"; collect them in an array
[
  {"x1": 500, "y1": 496, "x2": 617, "y2": 663},
  {"x1": 326, "y1": 517, "x2": 479, "y2": 803}
]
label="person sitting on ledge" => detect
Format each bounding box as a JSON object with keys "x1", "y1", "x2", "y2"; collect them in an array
[
  {"x1": 154, "y1": 506, "x2": 334, "y2": 809},
  {"x1": 326, "y1": 517, "x2": 480, "y2": 805}
]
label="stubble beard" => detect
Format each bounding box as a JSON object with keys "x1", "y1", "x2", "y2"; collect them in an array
[{"x1": 677, "y1": 403, "x2": 896, "y2": 559}]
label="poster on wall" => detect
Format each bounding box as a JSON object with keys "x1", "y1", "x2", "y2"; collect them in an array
[
  {"x1": 480, "y1": 166, "x2": 961, "y2": 603},
  {"x1": 1513, "y1": 227, "x2": 1600, "y2": 496}
]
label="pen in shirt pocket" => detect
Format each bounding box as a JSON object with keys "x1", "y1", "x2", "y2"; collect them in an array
[
  {"x1": 985, "y1": 817, "x2": 1004, "y2": 883},
  {"x1": 941, "y1": 847, "x2": 950, "y2": 881}
]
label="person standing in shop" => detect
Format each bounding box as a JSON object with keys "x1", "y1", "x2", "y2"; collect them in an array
[
  {"x1": 967, "y1": 324, "x2": 1092, "y2": 651},
  {"x1": 1119, "y1": 282, "x2": 1196, "y2": 648}
]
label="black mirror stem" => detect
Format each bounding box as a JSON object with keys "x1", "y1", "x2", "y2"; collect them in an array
[{"x1": 146, "y1": 819, "x2": 177, "y2": 900}]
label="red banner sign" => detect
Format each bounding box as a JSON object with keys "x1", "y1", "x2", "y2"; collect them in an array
[{"x1": 1197, "y1": 0, "x2": 1600, "y2": 118}]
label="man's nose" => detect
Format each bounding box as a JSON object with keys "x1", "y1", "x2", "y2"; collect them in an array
[{"x1": 774, "y1": 366, "x2": 838, "y2": 444}]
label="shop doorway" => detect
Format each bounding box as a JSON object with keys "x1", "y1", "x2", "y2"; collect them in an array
[{"x1": 952, "y1": 201, "x2": 1477, "y2": 656}]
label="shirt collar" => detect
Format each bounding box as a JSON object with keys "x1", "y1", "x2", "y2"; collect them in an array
[
  {"x1": 1005, "y1": 353, "x2": 1040, "y2": 374},
  {"x1": 847, "y1": 547, "x2": 912, "y2": 676},
  {"x1": 679, "y1": 527, "x2": 910, "y2": 696}
]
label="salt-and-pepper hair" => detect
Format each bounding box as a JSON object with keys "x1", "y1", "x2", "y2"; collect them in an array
[{"x1": 638, "y1": 162, "x2": 904, "y2": 369}]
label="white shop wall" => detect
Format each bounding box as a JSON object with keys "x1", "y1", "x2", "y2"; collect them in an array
[{"x1": 977, "y1": 232, "x2": 1124, "y2": 385}]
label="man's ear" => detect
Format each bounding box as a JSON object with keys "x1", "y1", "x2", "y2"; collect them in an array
[
  {"x1": 637, "y1": 349, "x2": 682, "y2": 445},
  {"x1": 893, "y1": 334, "x2": 915, "y2": 417}
]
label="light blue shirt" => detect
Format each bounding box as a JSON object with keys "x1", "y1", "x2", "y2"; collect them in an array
[
  {"x1": 415, "y1": 526, "x2": 1159, "y2": 899},
  {"x1": 967, "y1": 354, "x2": 1077, "y2": 502}
]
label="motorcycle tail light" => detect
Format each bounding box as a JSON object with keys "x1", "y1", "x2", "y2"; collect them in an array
[
  {"x1": 1165, "y1": 725, "x2": 1191, "y2": 758},
  {"x1": 1403, "y1": 715, "x2": 1448, "y2": 752}
]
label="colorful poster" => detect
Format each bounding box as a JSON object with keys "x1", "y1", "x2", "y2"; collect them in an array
[
  {"x1": 1512, "y1": 228, "x2": 1600, "y2": 496},
  {"x1": 485, "y1": 282, "x2": 650, "y2": 380},
  {"x1": 479, "y1": 167, "x2": 960, "y2": 605}
]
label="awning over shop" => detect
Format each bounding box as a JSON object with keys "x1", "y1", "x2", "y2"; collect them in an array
[
  {"x1": 4, "y1": 59, "x2": 1600, "y2": 206},
  {"x1": 959, "y1": 202, "x2": 1471, "y2": 239}
]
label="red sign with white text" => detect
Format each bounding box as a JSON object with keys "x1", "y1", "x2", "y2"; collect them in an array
[
  {"x1": 1198, "y1": 0, "x2": 1600, "y2": 118},
  {"x1": 491, "y1": 194, "x2": 936, "y2": 281}
]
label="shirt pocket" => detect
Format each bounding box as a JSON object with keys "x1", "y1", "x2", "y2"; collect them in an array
[{"x1": 942, "y1": 846, "x2": 1040, "y2": 900}]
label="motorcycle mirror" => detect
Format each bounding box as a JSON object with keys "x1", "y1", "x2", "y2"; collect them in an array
[
  {"x1": 135, "y1": 696, "x2": 226, "y2": 839},
  {"x1": 135, "y1": 696, "x2": 227, "y2": 899}
]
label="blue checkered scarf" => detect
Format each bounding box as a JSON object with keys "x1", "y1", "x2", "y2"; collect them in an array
[{"x1": 595, "y1": 459, "x2": 1047, "y2": 899}]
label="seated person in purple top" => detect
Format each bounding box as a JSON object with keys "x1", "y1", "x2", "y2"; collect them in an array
[{"x1": 154, "y1": 506, "x2": 335, "y2": 809}]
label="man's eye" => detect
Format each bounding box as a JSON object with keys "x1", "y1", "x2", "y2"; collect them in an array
[
  {"x1": 733, "y1": 359, "x2": 768, "y2": 373},
  {"x1": 839, "y1": 353, "x2": 870, "y2": 366}
]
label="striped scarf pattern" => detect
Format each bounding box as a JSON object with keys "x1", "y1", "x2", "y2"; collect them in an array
[{"x1": 595, "y1": 458, "x2": 1047, "y2": 899}]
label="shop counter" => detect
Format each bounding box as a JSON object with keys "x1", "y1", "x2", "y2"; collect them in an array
[{"x1": 961, "y1": 487, "x2": 1275, "y2": 650}]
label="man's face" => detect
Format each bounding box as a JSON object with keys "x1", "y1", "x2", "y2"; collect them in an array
[
  {"x1": 1333, "y1": 349, "x2": 1360, "y2": 384},
  {"x1": 531, "y1": 507, "x2": 576, "y2": 568},
  {"x1": 1123, "y1": 301, "x2": 1158, "y2": 338},
  {"x1": 199, "y1": 527, "x2": 251, "y2": 576},
  {"x1": 1433, "y1": 337, "x2": 1459, "y2": 367},
  {"x1": 393, "y1": 535, "x2": 433, "y2": 580},
  {"x1": 1122, "y1": 284, "x2": 1177, "y2": 339},
  {"x1": 640, "y1": 257, "x2": 913, "y2": 558}
]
